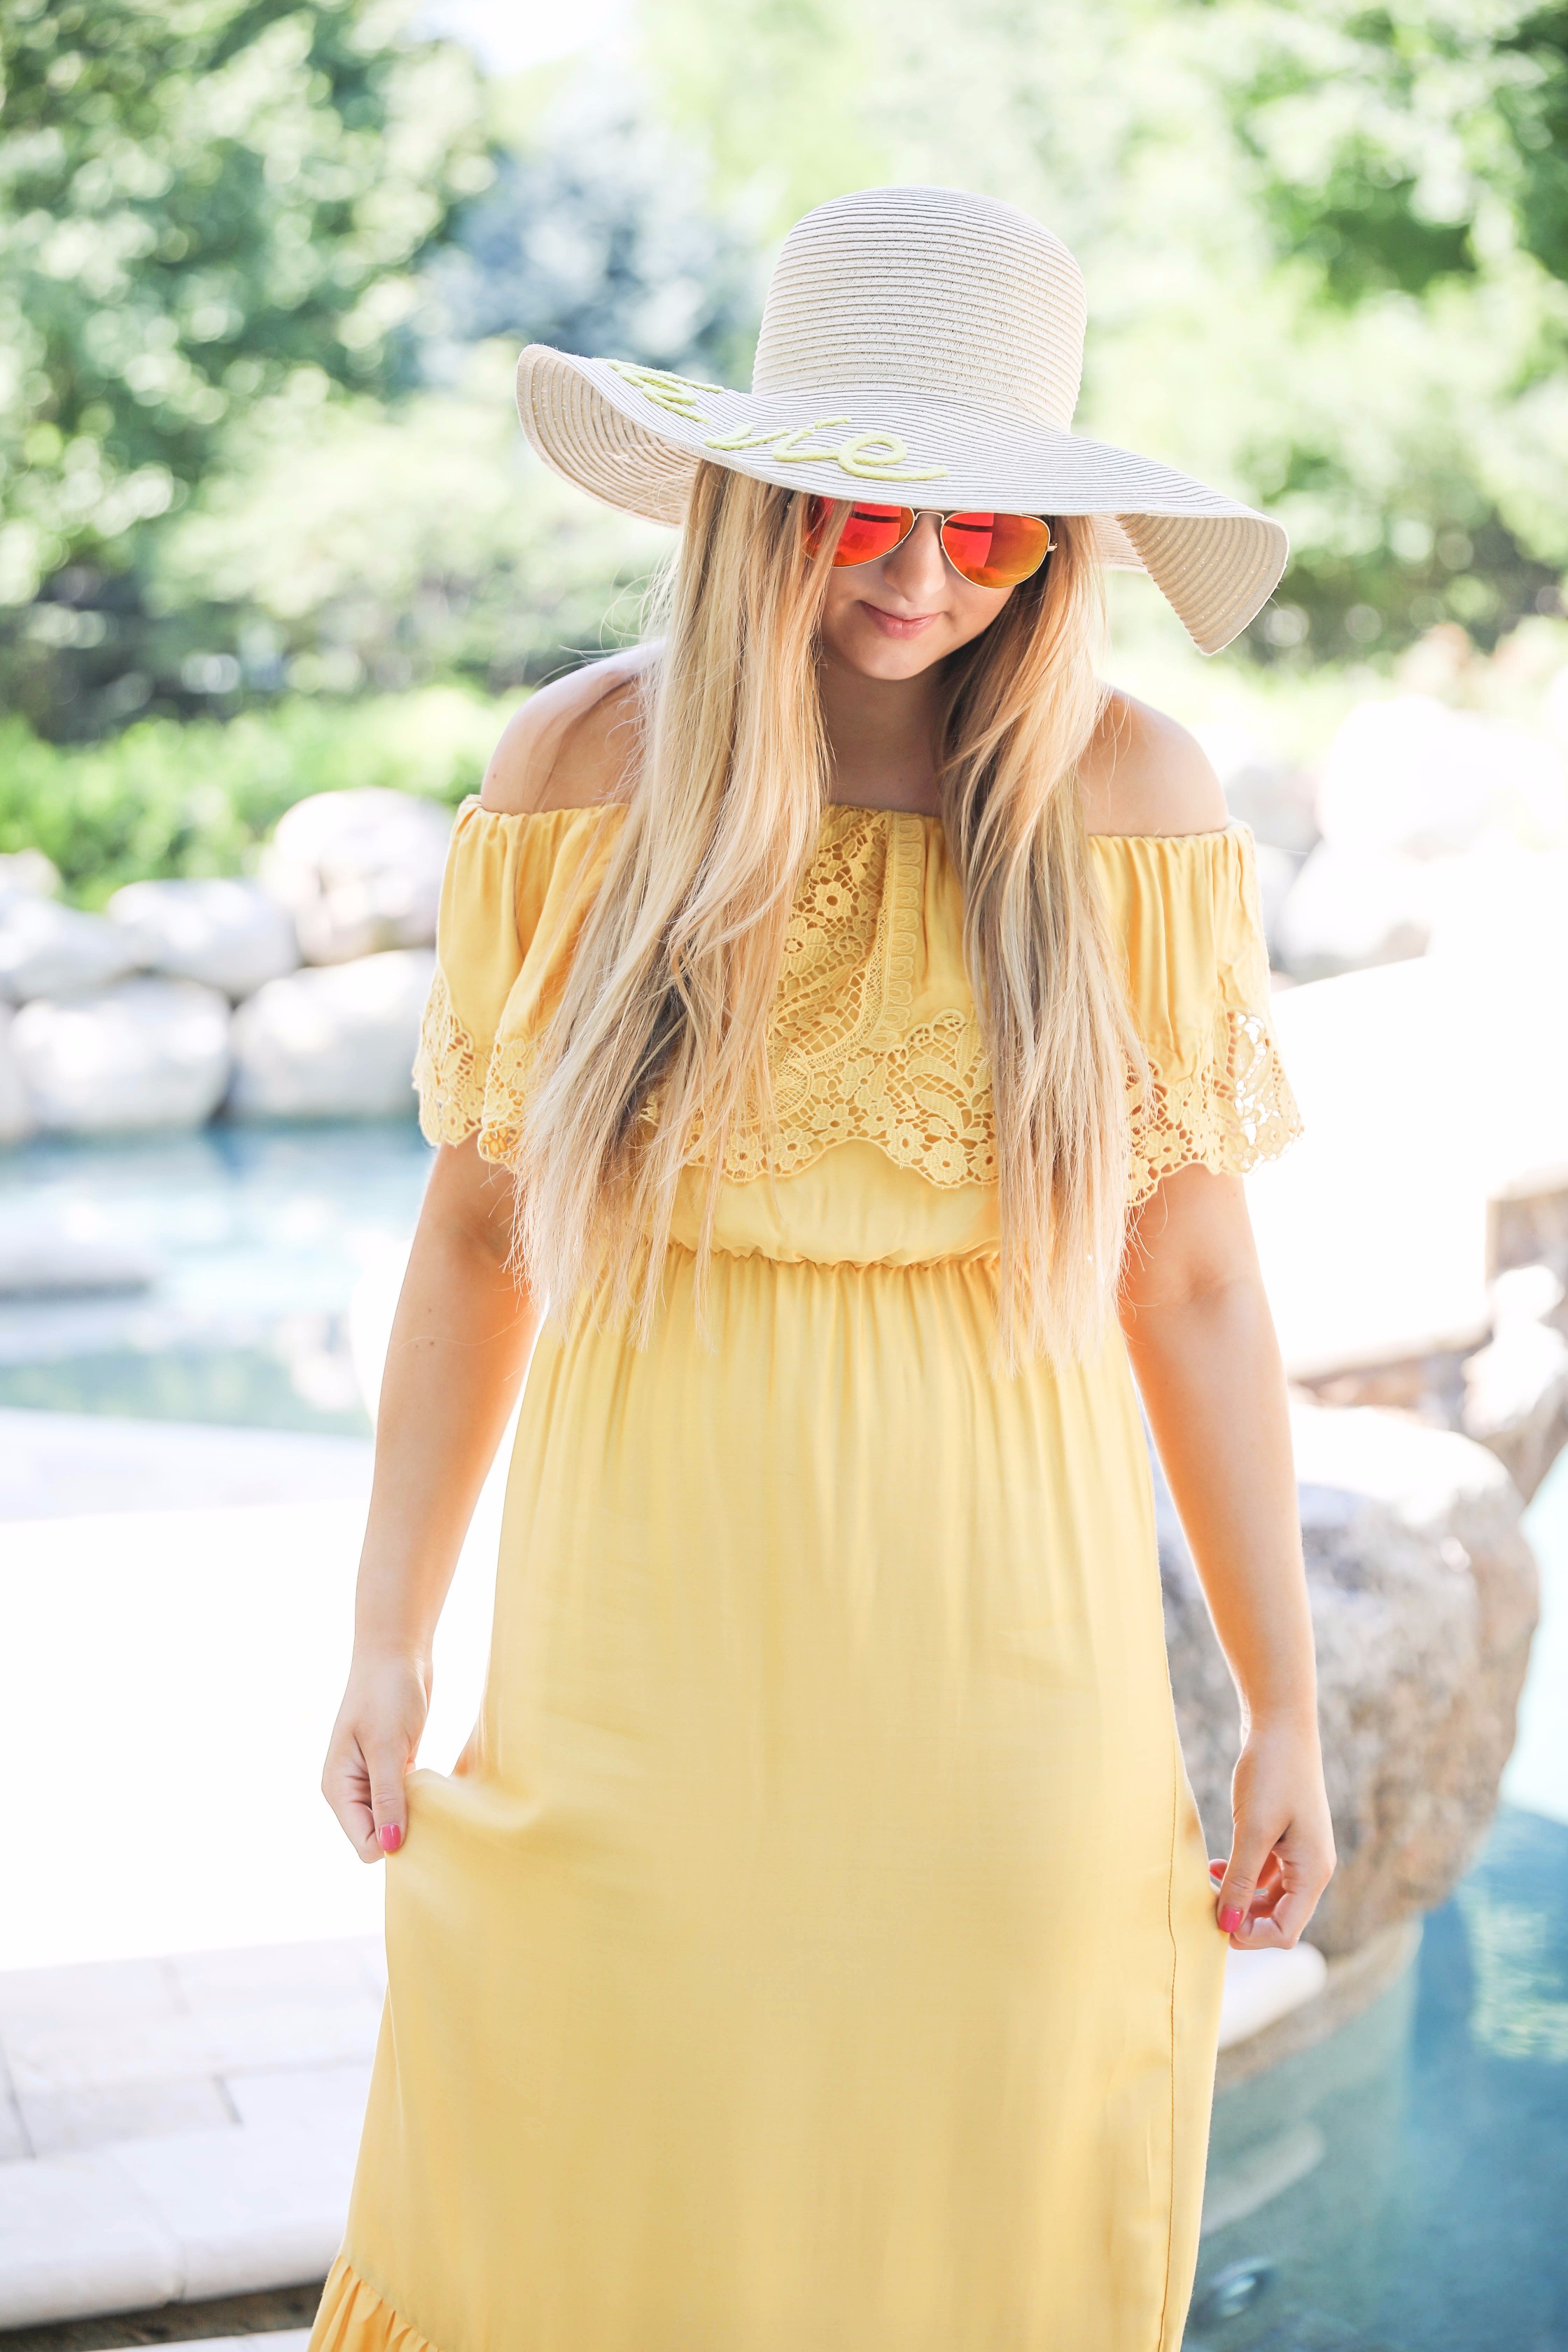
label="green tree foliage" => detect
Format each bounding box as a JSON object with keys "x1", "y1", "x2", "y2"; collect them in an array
[
  {"x1": 1228, "y1": 0, "x2": 1568, "y2": 298},
  {"x1": 1214, "y1": 0, "x2": 1568, "y2": 641},
  {"x1": 638, "y1": 0, "x2": 1568, "y2": 660},
  {"x1": 134, "y1": 79, "x2": 752, "y2": 715},
  {"x1": 0, "y1": 0, "x2": 490, "y2": 731},
  {"x1": 1499, "y1": 3, "x2": 1568, "y2": 279},
  {"x1": 150, "y1": 346, "x2": 668, "y2": 702}
]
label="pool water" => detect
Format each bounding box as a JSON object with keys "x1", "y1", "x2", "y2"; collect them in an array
[
  {"x1": 3, "y1": 1124, "x2": 1565, "y2": 2350},
  {"x1": 0, "y1": 1121, "x2": 433, "y2": 1434},
  {"x1": 1190, "y1": 1800, "x2": 1568, "y2": 2350}
]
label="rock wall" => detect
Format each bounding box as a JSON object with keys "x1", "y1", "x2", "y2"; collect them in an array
[{"x1": 0, "y1": 790, "x2": 451, "y2": 1141}]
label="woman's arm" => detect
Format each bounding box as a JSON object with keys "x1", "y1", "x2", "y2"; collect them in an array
[
  {"x1": 321, "y1": 1136, "x2": 540, "y2": 1861},
  {"x1": 322, "y1": 664, "x2": 643, "y2": 1861},
  {"x1": 1119, "y1": 1162, "x2": 1336, "y2": 1948}
]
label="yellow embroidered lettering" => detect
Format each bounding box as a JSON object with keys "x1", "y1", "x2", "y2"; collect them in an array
[
  {"x1": 608, "y1": 361, "x2": 724, "y2": 396},
  {"x1": 836, "y1": 433, "x2": 948, "y2": 482},
  {"x1": 608, "y1": 366, "x2": 948, "y2": 484},
  {"x1": 607, "y1": 361, "x2": 720, "y2": 421},
  {"x1": 703, "y1": 422, "x2": 789, "y2": 451},
  {"x1": 769, "y1": 416, "x2": 853, "y2": 460}
]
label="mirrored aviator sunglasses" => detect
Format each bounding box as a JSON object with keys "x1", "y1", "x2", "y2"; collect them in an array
[{"x1": 803, "y1": 497, "x2": 1054, "y2": 589}]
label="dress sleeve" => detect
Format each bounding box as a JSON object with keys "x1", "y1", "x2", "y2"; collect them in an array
[
  {"x1": 1088, "y1": 825, "x2": 1303, "y2": 1207},
  {"x1": 413, "y1": 797, "x2": 619, "y2": 1164}
]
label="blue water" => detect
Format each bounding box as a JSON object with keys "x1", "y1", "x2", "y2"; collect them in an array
[
  {"x1": 0, "y1": 1121, "x2": 433, "y2": 1433},
  {"x1": 1190, "y1": 1799, "x2": 1568, "y2": 2350},
  {"x1": 2, "y1": 1126, "x2": 1564, "y2": 2349}
]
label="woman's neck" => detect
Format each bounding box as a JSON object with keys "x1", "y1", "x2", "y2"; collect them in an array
[{"x1": 818, "y1": 650, "x2": 945, "y2": 816}]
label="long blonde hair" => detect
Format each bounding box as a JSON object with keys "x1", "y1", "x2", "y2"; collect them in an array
[{"x1": 512, "y1": 462, "x2": 1144, "y2": 1365}]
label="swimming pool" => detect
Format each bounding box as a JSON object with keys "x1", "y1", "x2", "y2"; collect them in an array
[
  {"x1": 0, "y1": 1121, "x2": 432, "y2": 1434},
  {"x1": 1191, "y1": 1793, "x2": 1568, "y2": 2349}
]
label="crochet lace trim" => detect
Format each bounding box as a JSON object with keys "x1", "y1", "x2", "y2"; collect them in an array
[
  {"x1": 414, "y1": 808, "x2": 1302, "y2": 1195},
  {"x1": 1126, "y1": 1007, "x2": 1303, "y2": 1207},
  {"x1": 412, "y1": 964, "x2": 484, "y2": 1148}
]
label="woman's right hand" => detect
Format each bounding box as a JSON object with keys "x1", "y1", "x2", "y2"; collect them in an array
[{"x1": 322, "y1": 1648, "x2": 432, "y2": 1861}]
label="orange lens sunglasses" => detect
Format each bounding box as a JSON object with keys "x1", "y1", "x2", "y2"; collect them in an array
[{"x1": 803, "y1": 496, "x2": 1054, "y2": 589}]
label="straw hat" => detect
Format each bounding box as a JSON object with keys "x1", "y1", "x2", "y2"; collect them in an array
[{"x1": 515, "y1": 185, "x2": 1287, "y2": 655}]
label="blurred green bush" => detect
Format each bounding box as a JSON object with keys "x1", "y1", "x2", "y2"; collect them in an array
[{"x1": 0, "y1": 687, "x2": 512, "y2": 906}]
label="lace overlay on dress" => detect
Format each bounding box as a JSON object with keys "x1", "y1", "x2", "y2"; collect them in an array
[
  {"x1": 412, "y1": 964, "x2": 484, "y2": 1145},
  {"x1": 692, "y1": 806, "x2": 999, "y2": 1188},
  {"x1": 1126, "y1": 1007, "x2": 1302, "y2": 1207},
  {"x1": 415, "y1": 961, "x2": 536, "y2": 1161},
  {"x1": 414, "y1": 806, "x2": 1302, "y2": 1199}
]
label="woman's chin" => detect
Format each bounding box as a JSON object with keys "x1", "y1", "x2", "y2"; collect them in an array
[{"x1": 827, "y1": 622, "x2": 953, "y2": 681}]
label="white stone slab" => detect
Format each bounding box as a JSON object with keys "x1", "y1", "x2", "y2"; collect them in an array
[
  {"x1": 0, "y1": 1955, "x2": 181, "y2": 2033},
  {"x1": 170, "y1": 1935, "x2": 382, "y2": 2010},
  {"x1": 1254, "y1": 927, "x2": 1568, "y2": 1381},
  {"x1": 6, "y1": 1996, "x2": 379, "y2": 2097},
  {"x1": 0, "y1": 1407, "x2": 372, "y2": 1522},
  {"x1": 223, "y1": 2059, "x2": 373, "y2": 2134},
  {"x1": 17, "y1": 2074, "x2": 234, "y2": 2159},
  {"x1": 0, "y1": 2108, "x2": 356, "y2": 2325},
  {"x1": 0, "y1": 2143, "x2": 180, "y2": 2324},
  {"x1": 0, "y1": 1499, "x2": 380, "y2": 1970},
  {"x1": 1217, "y1": 1943, "x2": 1329, "y2": 2052},
  {"x1": 0, "y1": 1434, "x2": 503, "y2": 1969},
  {"x1": 115, "y1": 2117, "x2": 356, "y2": 2302},
  {"x1": 1252, "y1": 962, "x2": 1490, "y2": 1376}
]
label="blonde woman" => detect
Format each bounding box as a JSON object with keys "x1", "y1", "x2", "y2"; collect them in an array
[{"x1": 314, "y1": 188, "x2": 1333, "y2": 2352}]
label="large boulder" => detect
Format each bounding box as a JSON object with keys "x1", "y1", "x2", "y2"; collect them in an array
[
  {"x1": 1294, "y1": 1264, "x2": 1568, "y2": 1506},
  {"x1": 1273, "y1": 841, "x2": 1434, "y2": 979},
  {"x1": 1195, "y1": 723, "x2": 1321, "y2": 858},
  {"x1": 227, "y1": 948, "x2": 434, "y2": 1123},
  {"x1": 1460, "y1": 1266, "x2": 1568, "y2": 1504},
  {"x1": 260, "y1": 789, "x2": 452, "y2": 965},
  {"x1": 1316, "y1": 694, "x2": 1568, "y2": 859},
  {"x1": 0, "y1": 1006, "x2": 34, "y2": 1146},
  {"x1": 10, "y1": 979, "x2": 232, "y2": 1135},
  {"x1": 106, "y1": 876, "x2": 299, "y2": 1000},
  {"x1": 0, "y1": 897, "x2": 139, "y2": 1002},
  {"x1": 1273, "y1": 696, "x2": 1568, "y2": 981},
  {"x1": 0, "y1": 1203, "x2": 159, "y2": 1295},
  {"x1": 1161, "y1": 1400, "x2": 1538, "y2": 1957},
  {"x1": 0, "y1": 849, "x2": 61, "y2": 900}
]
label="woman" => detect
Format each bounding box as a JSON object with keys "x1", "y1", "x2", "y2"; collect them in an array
[{"x1": 314, "y1": 186, "x2": 1334, "y2": 2352}]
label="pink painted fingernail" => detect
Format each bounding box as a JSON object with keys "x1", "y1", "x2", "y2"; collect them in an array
[
  {"x1": 379, "y1": 1823, "x2": 402, "y2": 1854},
  {"x1": 1218, "y1": 1905, "x2": 1243, "y2": 1933}
]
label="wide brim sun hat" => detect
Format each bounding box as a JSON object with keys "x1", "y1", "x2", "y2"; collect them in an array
[{"x1": 514, "y1": 185, "x2": 1288, "y2": 657}]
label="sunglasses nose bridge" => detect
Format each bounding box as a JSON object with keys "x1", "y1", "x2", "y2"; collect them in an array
[{"x1": 883, "y1": 508, "x2": 946, "y2": 575}]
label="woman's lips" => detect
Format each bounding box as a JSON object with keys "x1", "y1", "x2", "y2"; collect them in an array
[{"x1": 862, "y1": 603, "x2": 939, "y2": 638}]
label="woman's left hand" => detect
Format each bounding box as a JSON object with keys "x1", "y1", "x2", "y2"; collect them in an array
[{"x1": 1211, "y1": 1716, "x2": 1336, "y2": 1950}]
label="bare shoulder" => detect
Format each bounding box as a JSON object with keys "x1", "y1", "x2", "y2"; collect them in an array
[
  {"x1": 1076, "y1": 688, "x2": 1228, "y2": 837},
  {"x1": 478, "y1": 648, "x2": 656, "y2": 816}
]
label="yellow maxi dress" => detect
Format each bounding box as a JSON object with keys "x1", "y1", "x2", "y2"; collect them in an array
[{"x1": 309, "y1": 799, "x2": 1301, "y2": 2352}]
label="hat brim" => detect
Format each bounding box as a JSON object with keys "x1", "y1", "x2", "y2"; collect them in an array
[{"x1": 516, "y1": 346, "x2": 1287, "y2": 657}]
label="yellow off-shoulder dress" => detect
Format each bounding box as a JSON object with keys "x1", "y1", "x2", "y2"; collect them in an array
[{"x1": 309, "y1": 800, "x2": 1301, "y2": 2352}]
